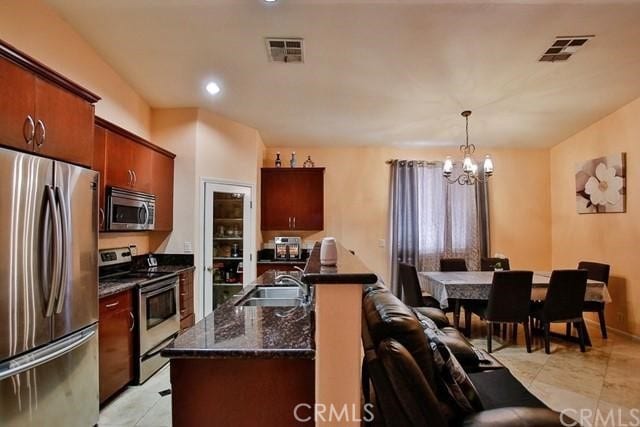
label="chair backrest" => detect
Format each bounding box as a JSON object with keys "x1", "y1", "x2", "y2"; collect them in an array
[
  {"x1": 486, "y1": 271, "x2": 533, "y2": 322},
  {"x1": 577, "y1": 261, "x2": 610, "y2": 285},
  {"x1": 481, "y1": 257, "x2": 511, "y2": 271},
  {"x1": 398, "y1": 263, "x2": 423, "y2": 307},
  {"x1": 440, "y1": 258, "x2": 468, "y2": 272},
  {"x1": 543, "y1": 269, "x2": 588, "y2": 322}
]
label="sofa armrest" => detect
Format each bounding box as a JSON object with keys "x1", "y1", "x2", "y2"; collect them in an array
[
  {"x1": 462, "y1": 407, "x2": 573, "y2": 427},
  {"x1": 413, "y1": 307, "x2": 450, "y2": 328}
]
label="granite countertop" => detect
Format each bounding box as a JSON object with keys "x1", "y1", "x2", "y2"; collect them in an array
[
  {"x1": 99, "y1": 264, "x2": 196, "y2": 298},
  {"x1": 302, "y1": 243, "x2": 378, "y2": 285},
  {"x1": 161, "y1": 270, "x2": 315, "y2": 360}
]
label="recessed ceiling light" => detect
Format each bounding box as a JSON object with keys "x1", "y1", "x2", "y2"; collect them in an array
[
  {"x1": 264, "y1": 0, "x2": 278, "y2": 3},
  {"x1": 205, "y1": 81, "x2": 220, "y2": 95}
]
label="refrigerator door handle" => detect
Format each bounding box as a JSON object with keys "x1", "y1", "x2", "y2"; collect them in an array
[
  {"x1": 44, "y1": 185, "x2": 62, "y2": 318},
  {"x1": 54, "y1": 186, "x2": 70, "y2": 314},
  {"x1": 0, "y1": 325, "x2": 96, "y2": 382}
]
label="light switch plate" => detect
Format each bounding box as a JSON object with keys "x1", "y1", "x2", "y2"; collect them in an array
[
  {"x1": 378, "y1": 239, "x2": 385, "y2": 248},
  {"x1": 184, "y1": 241, "x2": 193, "y2": 254},
  {"x1": 128, "y1": 245, "x2": 138, "y2": 256}
]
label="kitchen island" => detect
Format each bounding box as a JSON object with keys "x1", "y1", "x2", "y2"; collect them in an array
[
  {"x1": 162, "y1": 244, "x2": 377, "y2": 426},
  {"x1": 161, "y1": 270, "x2": 315, "y2": 426}
]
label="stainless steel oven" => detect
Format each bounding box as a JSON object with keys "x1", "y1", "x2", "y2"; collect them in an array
[
  {"x1": 137, "y1": 275, "x2": 180, "y2": 383},
  {"x1": 107, "y1": 187, "x2": 155, "y2": 231}
]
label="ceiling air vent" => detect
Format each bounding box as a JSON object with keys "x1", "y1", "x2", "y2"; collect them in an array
[
  {"x1": 265, "y1": 38, "x2": 304, "y2": 63},
  {"x1": 539, "y1": 35, "x2": 594, "y2": 62}
]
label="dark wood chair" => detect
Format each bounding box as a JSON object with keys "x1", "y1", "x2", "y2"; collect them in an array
[
  {"x1": 398, "y1": 262, "x2": 441, "y2": 308},
  {"x1": 439, "y1": 258, "x2": 468, "y2": 272},
  {"x1": 578, "y1": 261, "x2": 610, "y2": 339},
  {"x1": 530, "y1": 269, "x2": 588, "y2": 354},
  {"x1": 466, "y1": 271, "x2": 534, "y2": 353},
  {"x1": 481, "y1": 257, "x2": 511, "y2": 271}
]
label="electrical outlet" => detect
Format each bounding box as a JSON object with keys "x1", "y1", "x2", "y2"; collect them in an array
[
  {"x1": 128, "y1": 245, "x2": 137, "y2": 256},
  {"x1": 184, "y1": 241, "x2": 193, "y2": 254},
  {"x1": 378, "y1": 239, "x2": 385, "y2": 248}
]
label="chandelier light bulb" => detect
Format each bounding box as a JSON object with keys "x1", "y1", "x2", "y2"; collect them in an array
[
  {"x1": 443, "y1": 156, "x2": 454, "y2": 176},
  {"x1": 463, "y1": 155, "x2": 474, "y2": 173},
  {"x1": 483, "y1": 155, "x2": 494, "y2": 176}
]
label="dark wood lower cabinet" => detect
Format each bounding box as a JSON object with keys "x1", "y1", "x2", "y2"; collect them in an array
[
  {"x1": 170, "y1": 358, "x2": 314, "y2": 426},
  {"x1": 99, "y1": 290, "x2": 134, "y2": 404},
  {"x1": 179, "y1": 269, "x2": 195, "y2": 332}
]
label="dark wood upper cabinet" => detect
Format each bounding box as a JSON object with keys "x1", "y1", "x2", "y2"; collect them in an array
[
  {"x1": 93, "y1": 126, "x2": 107, "y2": 231},
  {"x1": 0, "y1": 57, "x2": 36, "y2": 151},
  {"x1": 261, "y1": 168, "x2": 324, "y2": 231},
  {"x1": 99, "y1": 290, "x2": 134, "y2": 404},
  {"x1": 0, "y1": 40, "x2": 99, "y2": 167},
  {"x1": 33, "y1": 78, "x2": 94, "y2": 167},
  {"x1": 96, "y1": 117, "x2": 176, "y2": 232},
  {"x1": 151, "y1": 150, "x2": 174, "y2": 231}
]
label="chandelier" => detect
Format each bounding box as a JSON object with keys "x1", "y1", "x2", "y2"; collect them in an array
[{"x1": 443, "y1": 110, "x2": 494, "y2": 185}]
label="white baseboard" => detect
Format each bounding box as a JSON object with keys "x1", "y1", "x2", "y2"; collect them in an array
[{"x1": 584, "y1": 318, "x2": 640, "y2": 341}]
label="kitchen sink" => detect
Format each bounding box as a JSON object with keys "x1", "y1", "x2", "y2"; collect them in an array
[
  {"x1": 238, "y1": 297, "x2": 303, "y2": 307},
  {"x1": 235, "y1": 286, "x2": 306, "y2": 307},
  {"x1": 250, "y1": 286, "x2": 305, "y2": 299}
]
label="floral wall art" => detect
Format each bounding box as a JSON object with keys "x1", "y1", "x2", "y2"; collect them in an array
[{"x1": 575, "y1": 153, "x2": 626, "y2": 214}]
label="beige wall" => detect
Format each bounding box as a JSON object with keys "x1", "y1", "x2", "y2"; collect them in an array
[
  {"x1": 551, "y1": 96, "x2": 640, "y2": 337},
  {"x1": 263, "y1": 146, "x2": 551, "y2": 284},
  {"x1": 151, "y1": 108, "x2": 265, "y2": 319},
  {"x1": 0, "y1": 0, "x2": 151, "y2": 138}
]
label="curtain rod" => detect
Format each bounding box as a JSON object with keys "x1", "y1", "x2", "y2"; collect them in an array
[{"x1": 385, "y1": 159, "x2": 441, "y2": 166}]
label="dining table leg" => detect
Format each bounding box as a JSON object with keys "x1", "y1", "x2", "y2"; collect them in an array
[{"x1": 453, "y1": 299, "x2": 461, "y2": 329}]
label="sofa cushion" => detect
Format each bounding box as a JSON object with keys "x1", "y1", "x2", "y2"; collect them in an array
[
  {"x1": 413, "y1": 307, "x2": 450, "y2": 328},
  {"x1": 424, "y1": 328, "x2": 483, "y2": 414},
  {"x1": 363, "y1": 288, "x2": 438, "y2": 392},
  {"x1": 468, "y1": 369, "x2": 546, "y2": 410}
]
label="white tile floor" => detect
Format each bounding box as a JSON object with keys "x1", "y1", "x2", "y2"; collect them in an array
[
  {"x1": 100, "y1": 321, "x2": 640, "y2": 426},
  {"x1": 99, "y1": 365, "x2": 172, "y2": 427}
]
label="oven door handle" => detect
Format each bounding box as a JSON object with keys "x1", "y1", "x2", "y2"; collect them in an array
[
  {"x1": 142, "y1": 283, "x2": 178, "y2": 299},
  {"x1": 141, "y1": 333, "x2": 178, "y2": 360}
]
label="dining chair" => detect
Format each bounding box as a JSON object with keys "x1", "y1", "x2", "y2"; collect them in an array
[
  {"x1": 481, "y1": 257, "x2": 511, "y2": 271},
  {"x1": 398, "y1": 262, "x2": 441, "y2": 308},
  {"x1": 439, "y1": 258, "x2": 468, "y2": 272},
  {"x1": 530, "y1": 269, "x2": 588, "y2": 354},
  {"x1": 577, "y1": 261, "x2": 610, "y2": 339},
  {"x1": 466, "y1": 271, "x2": 534, "y2": 353}
]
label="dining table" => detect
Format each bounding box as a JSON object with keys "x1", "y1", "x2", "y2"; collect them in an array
[{"x1": 419, "y1": 270, "x2": 612, "y2": 346}]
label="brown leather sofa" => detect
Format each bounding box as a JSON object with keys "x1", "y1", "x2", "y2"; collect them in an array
[{"x1": 362, "y1": 284, "x2": 574, "y2": 427}]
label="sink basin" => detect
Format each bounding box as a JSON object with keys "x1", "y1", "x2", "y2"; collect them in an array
[
  {"x1": 250, "y1": 286, "x2": 305, "y2": 299},
  {"x1": 238, "y1": 297, "x2": 303, "y2": 307},
  {"x1": 235, "y1": 286, "x2": 306, "y2": 307}
]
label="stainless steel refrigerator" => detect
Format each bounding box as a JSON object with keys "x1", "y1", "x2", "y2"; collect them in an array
[{"x1": 0, "y1": 147, "x2": 99, "y2": 426}]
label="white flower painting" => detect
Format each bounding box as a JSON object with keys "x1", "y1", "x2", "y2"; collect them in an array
[{"x1": 575, "y1": 153, "x2": 626, "y2": 214}]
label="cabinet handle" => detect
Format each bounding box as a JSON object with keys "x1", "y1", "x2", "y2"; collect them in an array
[
  {"x1": 105, "y1": 301, "x2": 119, "y2": 308},
  {"x1": 132, "y1": 170, "x2": 137, "y2": 185},
  {"x1": 99, "y1": 208, "x2": 105, "y2": 228},
  {"x1": 127, "y1": 170, "x2": 133, "y2": 186},
  {"x1": 35, "y1": 120, "x2": 46, "y2": 147},
  {"x1": 288, "y1": 217, "x2": 292, "y2": 229},
  {"x1": 129, "y1": 311, "x2": 134, "y2": 332},
  {"x1": 23, "y1": 115, "x2": 35, "y2": 144},
  {"x1": 293, "y1": 216, "x2": 296, "y2": 229}
]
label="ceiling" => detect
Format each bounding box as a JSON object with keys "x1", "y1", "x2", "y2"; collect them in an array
[{"x1": 45, "y1": 0, "x2": 640, "y2": 148}]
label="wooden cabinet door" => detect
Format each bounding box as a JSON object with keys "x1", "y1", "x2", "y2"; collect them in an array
[
  {"x1": 93, "y1": 126, "x2": 107, "y2": 231},
  {"x1": 34, "y1": 78, "x2": 94, "y2": 167},
  {"x1": 131, "y1": 142, "x2": 153, "y2": 192},
  {"x1": 105, "y1": 130, "x2": 134, "y2": 189},
  {"x1": 0, "y1": 57, "x2": 36, "y2": 151},
  {"x1": 290, "y1": 169, "x2": 324, "y2": 230},
  {"x1": 151, "y1": 150, "x2": 174, "y2": 230},
  {"x1": 98, "y1": 291, "x2": 134, "y2": 403},
  {"x1": 261, "y1": 169, "x2": 295, "y2": 230}
]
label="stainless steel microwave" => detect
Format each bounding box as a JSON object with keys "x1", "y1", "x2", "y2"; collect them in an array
[{"x1": 106, "y1": 187, "x2": 155, "y2": 231}]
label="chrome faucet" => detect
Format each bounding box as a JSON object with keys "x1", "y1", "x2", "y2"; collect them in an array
[{"x1": 275, "y1": 274, "x2": 311, "y2": 305}]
